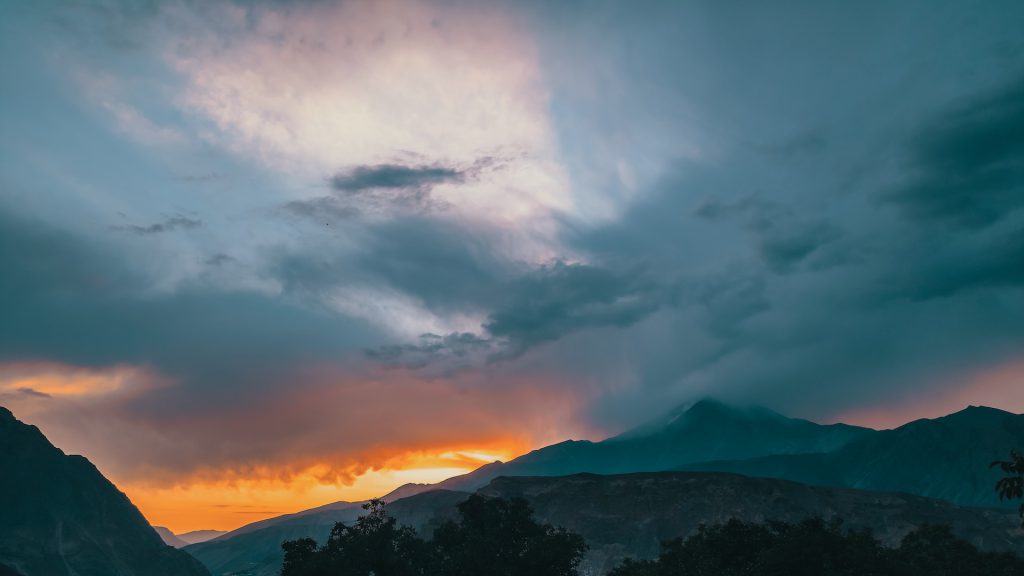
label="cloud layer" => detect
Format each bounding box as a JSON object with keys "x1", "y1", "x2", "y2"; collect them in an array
[{"x1": 1, "y1": 0, "x2": 1023, "y2": 530}]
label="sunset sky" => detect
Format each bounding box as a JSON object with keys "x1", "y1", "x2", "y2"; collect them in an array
[{"x1": 1, "y1": 0, "x2": 1023, "y2": 533}]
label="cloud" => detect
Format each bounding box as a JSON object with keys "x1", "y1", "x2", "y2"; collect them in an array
[
  {"x1": 284, "y1": 163, "x2": 470, "y2": 221},
  {"x1": 172, "y1": 0, "x2": 573, "y2": 254},
  {"x1": 883, "y1": 76, "x2": 1024, "y2": 229},
  {"x1": 330, "y1": 164, "x2": 464, "y2": 194},
  {"x1": 484, "y1": 261, "x2": 666, "y2": 356},
  {"x1": 112, "y1": 214, "x2": 202, "y2": 236}
]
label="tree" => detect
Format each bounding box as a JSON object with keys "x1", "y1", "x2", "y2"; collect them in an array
[
  {"x1": 610, "y1": 518, "x2": 1024, "y2": 576},
  {"x1": 280, "y1": 499, "x2": 429, "y2": 576},
  {"x1": 431, "y1": 494, "x2": 586, "y2": 576},
  {"x1": 280, "y1": 495, "x2": 586, "y2": 576},
  {"x1": 990, "y1": 449, "x2": 1024, "y2": 526}
]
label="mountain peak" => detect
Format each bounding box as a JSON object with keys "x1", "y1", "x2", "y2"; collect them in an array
[
  {"x1": 938, "y1": 404, "x2": 1015, "y2": 424},
  {"x1": 0, "y1": 406, "x2": 15, "y2": 422}
]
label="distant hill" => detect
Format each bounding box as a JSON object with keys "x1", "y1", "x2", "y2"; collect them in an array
[
  {"x1": 0, "y1": 407, "x2": 210, "y2": 576},
  {"x1": 155, "y1": 526, "x2": 189, "y2": 548},
  {"x1": 155, "y1": 528, "x2": 227, "y2": 549},
  {"x1": 177, "y1": 530, "x2": 228, "y2": 546},
  {"x1": 679, "y1": 405, "x2": 1023, "y2": 508},
  {"x1": 185, "y1": 490, "x2": 468, "y2": 576},
  {"x1": 187, "y1": 472, "x2": 1024, "y2": 576}
]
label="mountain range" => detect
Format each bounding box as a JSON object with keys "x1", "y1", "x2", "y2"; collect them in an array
[
  {"x1": 0, "y1": 407, "x2": 210, "y2": 576},
  {"x1": 184, "y1": 399, "x2": 1024, "y2": 576}
]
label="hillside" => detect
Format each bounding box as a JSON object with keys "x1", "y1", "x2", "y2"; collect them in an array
[
  {"x1": 0, "y1": 407, "x2": 210, "y2": 576},
  {"x1": 476, "y1": 472, "x2": 1024, "y2": 574}
]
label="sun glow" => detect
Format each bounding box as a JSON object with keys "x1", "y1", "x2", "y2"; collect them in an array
[{"x1": 126, "y1": 443, "x2": 526, "y2": 534}]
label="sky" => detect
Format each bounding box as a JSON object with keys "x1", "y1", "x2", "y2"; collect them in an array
[{"x1": 1, "y1": 0, "x2": 1023, "y2": 532}]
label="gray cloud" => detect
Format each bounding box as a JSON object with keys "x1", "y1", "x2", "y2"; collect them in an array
[
  {"x1": 484, "y1": 262, "x2": 666, "y2": 357},
  {"x1": 112, "y1": 214, "x2": 202, "y2": 236},
  {"x1": 284, "y1": 163, "x2": 471, "y2": 222},
  {"x1": 330, "y1": 164, "x2": 464, "y2": 193},
  {"x1": 0, "y1": 210, "x2": 382, "y2": 415},
  {"x1": 883, "y1": 76, "x2": 1024, "y2": 229}
]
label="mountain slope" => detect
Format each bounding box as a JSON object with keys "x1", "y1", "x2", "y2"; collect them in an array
[
  {"x1": 680, "y1": 405, "x2": 1024, "y2": 508},
  {"x1": 0, "y1": 407, "x2": 210, "y2": 576},
  {"x1": 433, "y1": 398, "x2": 873, "y2": 492},
  {"x1": 185, "y1": 490, "x2": 469, "y2": 576}
]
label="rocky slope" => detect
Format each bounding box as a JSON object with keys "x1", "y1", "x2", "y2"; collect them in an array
[{"x1": 0, "y1": 407, "x2": 210, "y2": 576}]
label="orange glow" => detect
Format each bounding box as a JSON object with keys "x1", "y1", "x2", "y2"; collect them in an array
[
  {"x1": 0, "y1": 361, "x2": 592, "y2": 534},
  {"x1": 125, "y1": 442, "x2": 528, "y2": 533},
  {"x1": 0, "y1": 362, "x2": 144, "y2": 397}
]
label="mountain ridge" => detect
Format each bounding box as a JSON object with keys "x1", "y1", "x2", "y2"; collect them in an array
[{"x1": 0, "y1": 406, "x2": 210, "y2": 576}]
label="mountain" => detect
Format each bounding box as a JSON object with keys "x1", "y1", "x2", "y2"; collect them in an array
[
  {"x1": 156, "y1": 526, "x2": 190, "y2": 548},
  {"x1": 679, "y1": 405, "x2": 1024, "y2": 508},
  {"x1": 188, "y1": 471, "x2": 1024, "y2": 576},
  {"x1": 0, "y1": 406, "x2": 210, "y2": 576},
  {"x1": 155, "y1": 528, "x2": 227, "y2": 548},
  {"x1": 432, "y1": 398, "x2": 873, "y2": 492},
  {"x1": 177, "y1": 530, "x2": 228, "y2": 546}
]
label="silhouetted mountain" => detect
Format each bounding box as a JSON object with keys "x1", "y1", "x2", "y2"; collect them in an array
[
  {"x1": 0, "y1": 407, "x2": 210, "y2": 576},
  {"x1": 188, "y1": 472, "x2": 1024, "y2": 576},
  {"x1": 433, "y1": 398, "x2": 872, "y2": 492},
  {"x1": 679, "y1": 405, "x2": 1024, "y2": 508}
]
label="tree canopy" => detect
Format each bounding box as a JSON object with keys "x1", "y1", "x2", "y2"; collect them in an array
[
  {"x1": 280, "y1": 495, "x2": 585, "y2": 576},
  {"x1": 608, "y1": 518, "x2": 1024, "y2": 576}
]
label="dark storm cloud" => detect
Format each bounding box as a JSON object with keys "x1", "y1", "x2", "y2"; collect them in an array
[
  {"x1": 112, "y1": 214, "x2": 202, "y2": 235},
  {"x1": 0, "y1": 209, "x2": 381, "y2": 413},
  {"x1": 884, "y1": 76, "x2": 1024, "y2": 229},
  {"x1": 271, "y1": 216, "x2": 504, "y2": 317},
  {"x1": 696, "y1": 195, "x2": 843, "y2": 274},
  {"x1": 551, "y1": 56, "x2": 1024, "y2": 424},
  {"x1": 484, "y1": 262, "x2": 666, "y2": 356},
  {"x1": 366, "y1": 332, "x2": 495, "y2": 371}
]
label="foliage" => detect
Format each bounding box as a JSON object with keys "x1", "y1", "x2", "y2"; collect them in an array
[
  {"x1": 280, "y1": 495, "x2": 585, "y2": 576},
  {"x1": 990, "y1": 449, "x2": 1024, "y2": 525},
  {"x1": 281, "y1": 499, "x2": 428, "y2": 576},
  {"x1": 431, "y1": 494, "x2": 586, "y2": 576},
  {"x1": 608, "y1": 518, "x2": 1024, "y2": 576}
]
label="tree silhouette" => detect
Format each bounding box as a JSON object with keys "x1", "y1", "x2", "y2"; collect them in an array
[
  {"x1": 609, "y1": 518, "x2": 1024, "y2": 576},
  {"x1": 990, "y1": 449, "x2": 1024, "y2": 526},
  {"x1": 281, "y1": 498, "x2": 428, "y2": 576},
  {"x1": 280, "y1": 495, "x2": 585, "y2": 576},
  {"x1": 431, "y1": 494, "x2": 586, "y2": 576}
]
